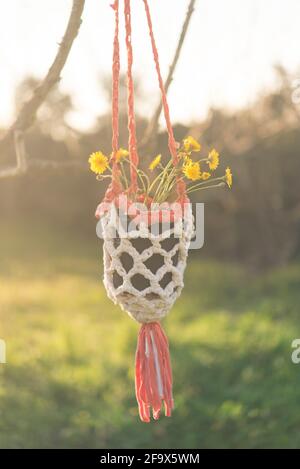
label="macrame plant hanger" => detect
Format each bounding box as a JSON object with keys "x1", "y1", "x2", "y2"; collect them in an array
[{"x1": 98, "y1": 0, "x2": 194, "y2": 422}]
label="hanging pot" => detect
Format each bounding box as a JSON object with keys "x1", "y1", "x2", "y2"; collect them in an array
[
  {"x1": 100, "y1": 200, "x2": 194, "y2": 324},
  {"x1": 98, "y1": 197, "x2": 194, "y2": 421},
  {"x1": 95, "y1": 0, "x2": 194, "y2": 422}
]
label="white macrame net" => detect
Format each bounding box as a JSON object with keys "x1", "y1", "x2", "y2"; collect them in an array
[{"x1": 101, "y1": 203, "x2": 194, "y2": 323}]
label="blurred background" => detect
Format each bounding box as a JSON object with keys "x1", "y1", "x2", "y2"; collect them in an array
[{"x1": 0, "y1": 0, "x2": 300, "y2": 449}]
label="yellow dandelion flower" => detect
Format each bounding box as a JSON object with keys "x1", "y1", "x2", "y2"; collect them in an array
[
  {"x1": 183, "y1": 136, "x2": 201, "y2": 152},
  {"x1": 201, "y1": 171, "x2": 211, "y2": 180},
  {"x1": 88, "y1": 151, "x2": 109, "y2": 175},
  {"x1": 225, "y1": 167, "x2": 233, "y2": 188},
  {"x1": 183, "y1": 161, "x2": 201, "y2": 181},
  {"x1": 115, "y1": 148, "x2": 129, "y2": 161},
  {"x1": 149, "y1": 154, "x2": 161, "y2": 171},
  {"x1": 208, "y1": 149, "x2": 219, "y2": 171}
]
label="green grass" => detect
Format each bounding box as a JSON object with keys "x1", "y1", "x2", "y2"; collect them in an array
[{"x1": 0, "y1": 221, "x2": 300, "y2": 448}]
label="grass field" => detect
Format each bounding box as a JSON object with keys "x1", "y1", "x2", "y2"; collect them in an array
[{"x1": 0, "y1": 222, "x2": 300, "y2": 448}]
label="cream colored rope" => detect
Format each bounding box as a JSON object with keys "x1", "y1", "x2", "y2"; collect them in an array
[{"x1": 101, "y1": 205, "x2": 194, "y2": 323}]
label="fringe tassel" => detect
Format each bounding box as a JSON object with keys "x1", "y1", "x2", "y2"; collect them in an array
[{"x1": 135, "y1": 322, "x2": 173, "y2": 422}]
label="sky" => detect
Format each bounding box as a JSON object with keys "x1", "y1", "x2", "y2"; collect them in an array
[{"x1": 1, "y1": 0, "x2": 300, "y2": 131}]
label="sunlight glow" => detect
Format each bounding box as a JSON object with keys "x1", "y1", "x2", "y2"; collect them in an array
[{"x1": 1, "y1": 0, "x2": 299, "y2": 130}]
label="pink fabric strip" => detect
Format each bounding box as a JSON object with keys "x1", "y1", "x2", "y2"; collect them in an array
[
  {"x1": 135, "y1": 322, "x2": 174, "y2": 422},
  {"x1": 124, "y1": 0, "x2": 139, "y2": 193}
]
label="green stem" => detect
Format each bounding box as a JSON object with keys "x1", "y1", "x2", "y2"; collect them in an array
[
  {"x1": 154, "y1": 161, "x2": 181, "y2": 201},
  {"x1": 123, "y1": 159, "x2": 148, "y2": 194},
  {"x1": 187, "y1": 182, "x2": 225, "y2": 194},
  {"x1": 186, "y1": 176, "x2": 224, "y2": 192},
  {"x1": 120, "y1": 161, "x2": 128, "y2": 189},
  {"x1": 148, "y1": 159, "x2": 172, "y2": 194}
]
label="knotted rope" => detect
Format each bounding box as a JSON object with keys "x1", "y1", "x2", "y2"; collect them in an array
[
  {"x1": 142, "y1": 0, "x2": 186, "y2": 201},
  {"x1": 106, "y1": 0, "x2": 186, "y2": 202},
  {"x1": 124, "y1": 0, "x2": 139, "y2": 194},
  {"x1": 111, "y1": 0, "x2": 121, "y2": 196}
]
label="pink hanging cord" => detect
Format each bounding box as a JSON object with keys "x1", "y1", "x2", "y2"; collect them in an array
[
  {"x1": 142, "y1": 0, "x2": 186, "y2": 201},
  {"x1": 111, "y1": 2, "x2": 120, "y2": 161},
  {"x1": 124, "y1": 0, "x2": 139, "y2": 194},
  {"x1": 100, "y1": 0, "x2": 122, "y2": 209}
]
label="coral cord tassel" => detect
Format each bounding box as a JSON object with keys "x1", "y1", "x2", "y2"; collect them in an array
[{"x1": 135, "y1": 322, "x2": 174, "y2": 422}]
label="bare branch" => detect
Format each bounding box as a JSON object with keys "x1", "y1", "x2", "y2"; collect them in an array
[
  {"x1": 0, "y1": 133, "x2": 86, "y2": 179},
  {"x1": 0, "y1": 0, "x2": 85, "y2": 179},
  {"x1": 14, "y1": 130, "x2": 28, "y2": 173},
  {"x1": 11, "y1": 0, "x2": 85, "y2": 134},
  {"x1": 141, "y1": 0, "x2": 197, "y2": 149},
  {"x1": 0, "y1": 131, "x2": 27, "y2": 179}
]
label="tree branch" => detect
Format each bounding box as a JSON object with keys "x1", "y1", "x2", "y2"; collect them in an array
[
  {"x1": 0, "y1": 131, "x2": 27, "y2": 178},
  {"x1": 11, "y1": 0, "x2": 85, "y2": 134},
  {"x1": 0, "y1": 0, "x2": 85, "y2": 179},
  {"x1": 141, "y1": 0, "x2": 197, "y2": 149}
]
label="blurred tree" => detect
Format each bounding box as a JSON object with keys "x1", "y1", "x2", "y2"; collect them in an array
[
  {"x1": 14, "y1": 77, "x2": 74, "y2": 141},
  {"x1": 0, "y1": 0, "x2": 85, "y2": 178}
]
